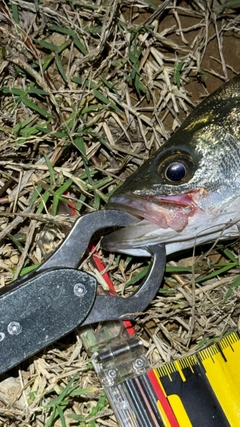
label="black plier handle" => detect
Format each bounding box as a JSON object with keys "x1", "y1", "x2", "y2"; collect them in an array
[{"x1": 0, "y1": 210, "x2": 166, "y2": 374}]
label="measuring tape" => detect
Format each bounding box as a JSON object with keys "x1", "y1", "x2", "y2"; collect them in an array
[
  {"x1": 90, "y1": 330, "x2": 240, "y2": 427},
  {"x1": 148, "y1": 331, "x2": 240, "y2": 426}
]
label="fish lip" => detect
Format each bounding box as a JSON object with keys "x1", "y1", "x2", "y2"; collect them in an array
[{"x1": 107, "y1": 192, "x2": 199, "y2": 231}]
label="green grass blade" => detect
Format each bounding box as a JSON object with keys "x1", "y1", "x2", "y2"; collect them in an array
[
  {"x1": 36, "y1": 40, "x2": 59, "y2": 52},
  {"x1": 74, "y1": 38, "x2": 88, "y2": 55},
  {"x1": 221, "y1": 0, "x2": 240, "y2": 7},
  {"x1": 126, "y1": 265, "x2": 149, "y2": 286},
  {"x1": 37, "y1": 190, "x2": 51, "y2": 214},
  {"x1": 13, "y1": 117, "x2": 36, "y2": 135},
  {"x1": 33, "y1": 0, "x2": 39, "y2": 11},
  {"x1": 56, "y1": 405, "x2": 67, "y2": 427},
  {"x1": 22, "y1": 96, "x2": 54, "y2": 118},
  {"x1": 48, "y1": 25, "x2": 75, "y2": 37},
  {"x1": 44, "y1": 154, "x2": 55, "y2": 188},
  {"x1": 93, "y1": 89, "x2": 122, "y2": 113},
  {"x1": 224, "y1": 275, "x2": 240, "y2": 301},
  {"x1": 29, "y1": 185, "x2": 43, "y2": 206},
  {"x1": 73, "y1": 136, "x2": 92, "y2": 183},
  {"x1": 11, "y1": 3, "x2": 19, "y2": 23},
  {"x1": 173, "y1": 61, "x2": 184, "y2": 88},
  {"x1": 222, "y1": 247, "x2": 238, "y2": 263},
  {"x1": 196, "y1": 263, "x2": 237, "y2": 283},
  {"x1": 72, "y1": 77, "x2": 98, "y2": 90},
  {"x1": 55, "y1": 54, "x2": 67, "y2": 82},
  {"x1": 52, "y1": 179, "x2": 73, "y2": 215}
]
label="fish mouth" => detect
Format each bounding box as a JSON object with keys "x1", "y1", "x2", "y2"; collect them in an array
[
  {"x1": 102, "y1": 191, "x2": 201, "y2": 255},
  {"x1": 107, "y1": 192, "x2": 198, "y2": 232},
  {"x1": 103, "y1": 190, "x2": 240, "y2": 256}
]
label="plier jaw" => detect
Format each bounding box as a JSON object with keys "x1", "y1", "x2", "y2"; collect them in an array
[{"x1": 0, "y1": 210, "x2": 166, "y2": 375}]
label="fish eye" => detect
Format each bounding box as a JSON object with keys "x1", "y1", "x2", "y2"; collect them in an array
[
  {"x1": 158, "y1": 151, "x2": 196, "y2": 184},
  {"x1": 165, "y1": 162, "x2": 186, "y2": 181}
]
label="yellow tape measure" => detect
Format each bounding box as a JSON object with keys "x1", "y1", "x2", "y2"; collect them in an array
[
  {"x1": 91, "y1": 329, "x2": 240, "y2": 427},
  {"x1": 150, "y1": 331, "x2": 240, "y2": 427}
]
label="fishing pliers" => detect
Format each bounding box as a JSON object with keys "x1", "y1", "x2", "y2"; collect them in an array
[{"x1": 0, "y1": 210, "x2": 166, "y2": 375}]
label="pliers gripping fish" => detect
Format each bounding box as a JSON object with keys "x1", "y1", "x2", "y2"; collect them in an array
[{"x1": 0, "y1": 210, "x2": 166, "y2": 375}]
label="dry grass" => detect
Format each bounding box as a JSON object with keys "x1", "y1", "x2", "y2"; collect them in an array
[{"x1": 0, "y1": 0, "x2": 240, "y2": 425}]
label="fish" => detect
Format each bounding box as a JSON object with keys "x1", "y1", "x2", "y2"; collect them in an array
[{"x1": 102, "y1": 75, "x2": 240, "y2": 256}]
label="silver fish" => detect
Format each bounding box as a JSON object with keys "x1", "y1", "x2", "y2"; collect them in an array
[{"x1": 103, "y1": 76, "x2": 240, "y2": 256}]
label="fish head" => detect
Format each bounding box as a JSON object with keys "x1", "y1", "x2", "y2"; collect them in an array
[{"x1": 103, "y1": 76, "x2": 240, "y2": 255}]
